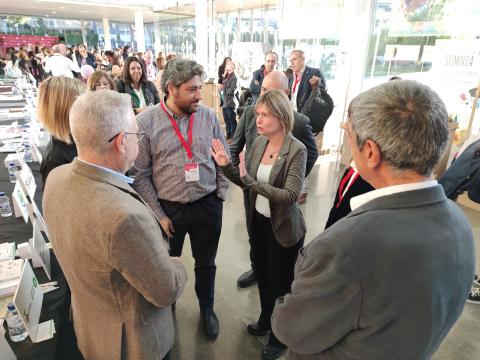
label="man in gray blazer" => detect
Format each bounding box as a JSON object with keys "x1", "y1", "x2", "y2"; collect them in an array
[
  {"x1": 43, "y1": 91, "x2": 187, "y2": 360},
  {"x1": 271, "y1": 80, "x2": 475, "y2": 359},
  {"x1": 231, "y1": 70, "x2": 318, "y2": 289}
]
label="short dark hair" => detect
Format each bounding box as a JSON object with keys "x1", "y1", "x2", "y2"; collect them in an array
[
  {"x1": 162, "y1": 59, "x2": 205, "y2": 97},
  {"x1": 104, "y1": 50, "x2": 114, "y2": 58},
  {"x1": 122, "y1": 56, "x2": 147, "y2": 85}
]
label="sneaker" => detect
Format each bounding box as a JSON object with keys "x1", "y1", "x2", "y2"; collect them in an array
[
  {"x1": 474, "y1": 274, "x2": 480, "y2": 286},
  {"x1": 467, "y1": 287, "x2": 480, "y2": 304}
]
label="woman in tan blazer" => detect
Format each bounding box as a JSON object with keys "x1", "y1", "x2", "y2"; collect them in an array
[{"x1": 211, "y1": 89, "x2": 306, "y2": 360}]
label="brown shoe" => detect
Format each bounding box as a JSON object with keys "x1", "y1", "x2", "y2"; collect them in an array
[{"x1": 298, "y1": 192, "x2": 308, "y2": 204}]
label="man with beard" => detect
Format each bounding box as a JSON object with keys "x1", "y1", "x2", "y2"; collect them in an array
[{"x1": 132, "y1": 59, "x2": 229, "y2": 340}]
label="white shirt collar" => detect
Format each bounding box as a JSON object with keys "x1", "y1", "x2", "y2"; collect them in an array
[
  {"x1": 350, "y1": 180, "x2": 438, "y2": 211},
  {"x1": 78, "y1": 157, "x2": 134, "y2": 184}
]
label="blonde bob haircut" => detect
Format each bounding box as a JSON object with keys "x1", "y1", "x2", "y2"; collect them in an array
[
  {"x1": 37, "y1": 76, "x2": 85, "y2": 144},
  {"x1": 86, "y1": 70, "x2": 115, "y2": 91},
  {"x1": 255, "y1": 89, "x2": 294, "y2": 134}
]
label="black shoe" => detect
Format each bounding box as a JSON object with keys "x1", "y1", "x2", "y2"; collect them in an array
[
  {"x1": 247, "y1": 322, "x2": 270, "y2": 337},
  {"x1": 261, "y1": 342, "x2": 287, "y2": 360},
  {"x1": 201, "y1": 310, "x2": 219, "y2": 340},
  {"x1": 237, "y1": 269, "x2": 257, "y2": 288}
]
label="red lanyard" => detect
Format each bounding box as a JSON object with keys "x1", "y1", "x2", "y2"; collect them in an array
[
  {"x1": 336, "y1": 168, "x2": 359, "y2": 208},
  {"x1": 292, "y1": 73, "x2": 301, "y2": 94},
  {"x1": 161, "y1": 102, "x2": 194, "y2": 159}
]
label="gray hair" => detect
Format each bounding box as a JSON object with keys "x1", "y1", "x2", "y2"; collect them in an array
[
  {"x1": 52, "y1": 44, "x2": 62, "y2": 54},
  {"x1": 161, "y1": 59, "x2": 205, "y2": 96},
  {"x1": 70, "y1": 90, "x2": 131, "y2": 154},
  {"x1": 349, "y1": 80, "x2": 449, "y2": 176}
]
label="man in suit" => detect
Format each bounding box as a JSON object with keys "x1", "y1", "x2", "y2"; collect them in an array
[
  {"x1": 231, "y1": 70, "x2": 318, "y2": 289},
  {"x1": 43, "y1": 90, "x2": 187, "y2": 360},
  {"x1": 271, "y1": 80, "x2": 475, "y2": 359},
  {"x1": 249, "y1": 51, "x2": 278, "y2": 105},
  {"x1": 289, "y1": 49, "x2": 327, "y2": 203}
]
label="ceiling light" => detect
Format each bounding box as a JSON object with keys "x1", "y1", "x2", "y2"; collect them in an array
[{"x1": 52, "y1": 11, "x2": 56, "y2": 14}]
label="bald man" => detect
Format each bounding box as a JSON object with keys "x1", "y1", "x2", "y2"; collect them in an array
[{"x1": 230, "y1": 70, "x2": 318, "y2": 288}]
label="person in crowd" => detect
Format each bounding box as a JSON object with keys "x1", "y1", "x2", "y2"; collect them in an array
[
  {"x1": 111, "y1": 53, "x2": 123, "y2": 80},
  {"x1": 250, "y1": 51, "x2": 278, "y2": 105},
  {"x1": 438, "y1": 135, "x2": 480, "y2": 304},
  {"x1": 76, "y1": 44, "x2": 97, "y2": 70},
  {"x1": 271, "y1": 80, "x2": 475, "y2": 359},
  {"x1": 86, "y1": 70, "x2": 115, "y2": 91},
  {"x1": 122, "y1": 45, "x2": 132, "y2": 59},
  {"x1": 211, "y1": 89, "x2": 307, "y2": 360},
  {"x1": 219, "y1": 60, "x2": 238, "y2": 141},
  {"x1": 103, "y1": 50, "x2": 114, "y2": 72},
  {"x1": 289, "y1": 49, "x2": 327, "y2": 203},
  {"x1": 116, "y1": 56, "x2": 160, "y2": 115},
  {"x1": 217, "y1": 57, "x2": 231, "y2": 85},
  {"x1": 44, "y1": 43, "x2": 81, "y2": 78},
  {"x1": 143, "y1": 50, "x2": 157, "y2": 81},
  {"x1": 80, "y1": 64, "x2": 95, "y2": 83},
  {"x1": 37, "y1": 76, "x2": 85, "y2": 187},
  {"x1": 231, "y1": 70, "x2": 318, "y2": 290},
  {"x1": 166, "y1": 53, "x2": 177, "y2": 62},
  {"x1": 43, "y1": 90, "x2": 187, "y2": 360},
  {"x1": 155, "y1": 54, "x2": 166, "y2": 99},
  {"x1": 16, "y1": 49, "x2": 35, "y2": 84},
  {"x1": 132, "y1": 59, "x2": 228, "y2": 340}
]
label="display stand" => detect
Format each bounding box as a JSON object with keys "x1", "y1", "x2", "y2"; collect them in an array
[{"x1": 466, "y1": 80, "x2": 480, "y2": 139}]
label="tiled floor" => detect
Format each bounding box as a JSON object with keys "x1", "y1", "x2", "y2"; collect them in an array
[{"x1": 170, "y1": 156, "x2": 480, "y2": 360}]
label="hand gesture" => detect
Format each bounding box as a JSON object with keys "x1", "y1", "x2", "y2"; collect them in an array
[
  {"x1": 239, "y1": 151, "x2": 247, "y2": 177},
  {"x1": 309, "y1": 75, "x2": 320, "y2": 89},
  {"x1": 159, "y1": 216, "x2": 175, "y2": 238},
  {"x1": 211, "y1": 138, "x2": 231, "y2": 166}
]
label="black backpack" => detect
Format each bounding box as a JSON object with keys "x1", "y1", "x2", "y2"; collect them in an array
[{"x1": 301, "y1": 87, "x2": 334, "y2": 134}]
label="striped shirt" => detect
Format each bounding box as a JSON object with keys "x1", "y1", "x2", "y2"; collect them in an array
[{"x1": 132, "y1": 103, "x2": 229, "y2": 220}]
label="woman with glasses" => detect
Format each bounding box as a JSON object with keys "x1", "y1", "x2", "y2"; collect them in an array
[
  {"x1": 38, "y1": 76, "x2": 85, "y2": 188},
  {"x1": 116, "y1": 56, "x2": 160, "y2": 115},
  {"x1": 211, "y1": 90, "x2": 307, "y2": 360}
]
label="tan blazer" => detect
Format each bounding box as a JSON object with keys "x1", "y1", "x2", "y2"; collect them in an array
[
  {"x1": 43, "y1": 158, "x2": 187, "y2": 360},
  {"x1": 222, "y1": 133, "x2": 307, "y2": 247}
]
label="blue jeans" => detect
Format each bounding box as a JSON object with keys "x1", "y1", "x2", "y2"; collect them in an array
[{"x1": 222, "y1": 107, "x2": 237, "y2": 139}]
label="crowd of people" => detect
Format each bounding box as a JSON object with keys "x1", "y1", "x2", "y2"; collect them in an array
[{"x1": 1, "y1": 40, "x2": 478, "y2": 360}]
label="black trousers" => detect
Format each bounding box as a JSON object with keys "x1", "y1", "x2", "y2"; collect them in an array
[
  {"x1": 160, "y1": 192, "x2": 223, "y2": 311},
  {"x1": 222, "y1": 107, "x2": 237, "y2": 139},
  {"x1": 251, "y1": 211, "x2": 304, "y2": 338}
]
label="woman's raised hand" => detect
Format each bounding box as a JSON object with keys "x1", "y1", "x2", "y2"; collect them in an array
[{"x1": 210, "y1": 138, "x2": 231, "y2": 166}]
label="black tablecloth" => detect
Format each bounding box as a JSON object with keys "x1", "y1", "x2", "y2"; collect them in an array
[{"x1": 0, "y1": 155, "x2": 82, "y2": 360}]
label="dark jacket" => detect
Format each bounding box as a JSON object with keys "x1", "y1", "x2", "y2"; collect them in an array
[
  {"x1": 272, "y1": 186, "x2": 475, "y2": 359},
  {"x1": 439, "y1": 138, "x2": 480, "y2": 203},
  {"x1": 222, "y1": 73, "x2": 237, "y2": 109},
  {"x1": 222, "y1": 133, "x2": 307, "y2": 248},
  {"x1": 116, "y1": 79, "x2": 160, "y2": 113},
  {"x1": 76, "y1": 53, "x2": 97, "y2": 70},
  {"x1": 324, "y1": 167, "x2": 374, "y2": 229},
  {"x1": 249, "y1": 65, "x2": 266, "y2": 105},
  {"x1": 289, "y1": 66, "x2": 326, "y2": 112},
  {"x1": 40, "y1": 136, "x2": 77, "y2": 189},
  {"x1": 230, "y1": 105, "x2": 318, "y2": 176}
]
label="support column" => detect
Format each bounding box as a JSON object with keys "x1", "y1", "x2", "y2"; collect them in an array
[
  {"x1": 208, "y1": 0, "x2": 216, "y2": 75},
  {"x1": 102, "y1": 17, "x2": 111, "y2": 50},
  {"x1": 80, "y1": 19, "x2": 87, "y2": 45},
  {"x1": 135, "y1": 10, "x2": 146, "y2": 52},
  {"x1": 153, "y1": 13, "x2": 162, "y2": 57},
  {"x1": 195, "y1": 0, "x2": 208, "y2": 69}
]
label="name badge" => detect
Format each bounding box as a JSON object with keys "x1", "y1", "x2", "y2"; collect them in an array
[{"x1": 184, "y1": 163, "x2": 200, "y2": 182}]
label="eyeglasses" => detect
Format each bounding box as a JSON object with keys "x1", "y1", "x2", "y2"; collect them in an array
[{"x1": 108, "y1": 131, "x2": 145, "y2": 143}]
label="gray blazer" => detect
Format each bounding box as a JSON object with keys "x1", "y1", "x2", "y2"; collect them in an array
[
  {"x1": 43, "y1": 159, "x2": 187, "y2": 360},
  {"x1": 222, "y1": 133, "x2": 307, "y2": 247},
  {"x1": 230, "y1": 105, "x2": 318, "y2": 176},
  {"x1": 271, "y1": 185, "x2": 475, "y2": 359},
  {"x1": 222, "y1": 72, "x2": 237, "y2": 108}
]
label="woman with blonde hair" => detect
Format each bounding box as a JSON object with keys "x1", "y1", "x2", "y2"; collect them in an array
[
  {"x1": 38, "y1": 76, "x2": 85, "y2": 187},
  {"x1": 86, "y1": 70, "x2": 115, "y2": 91},
  {"x1": 211, "y1": 89, "x2": 307, "y2": 360}
]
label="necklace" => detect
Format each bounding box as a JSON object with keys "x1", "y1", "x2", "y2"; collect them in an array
[{"x1": 268, "y1": 149, "x2": 280, "y2": 159}]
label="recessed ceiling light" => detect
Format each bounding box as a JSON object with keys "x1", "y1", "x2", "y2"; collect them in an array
[
  {"x1": 52, "y1": 11, "x2": 56, "y2": 14},
  {"x1": 45, "y1": 14, "x2": 49, "y2": 17},
  {"x1": 60, "y1": 6, "x2": 64, "y2": 9}
]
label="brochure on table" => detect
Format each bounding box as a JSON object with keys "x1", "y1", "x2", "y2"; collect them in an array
[
  {"x1": 17, "y1": 160, "x2": 36, "y2": 200},
  {"x1": 13, "y1": 261, "x2": 55, "y2": 343},
  {"x1": 30, "y1": 220, "x2": 51, "y2": 280},
  {"x1": 12, "y1": 181, "x2": 29, "y2": 223}
]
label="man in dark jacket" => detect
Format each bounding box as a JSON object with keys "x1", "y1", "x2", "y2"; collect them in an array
[
  {"x1": 249, "y1": 51, "x2": 278, "y2": 105},
  {"x1": 231, "y1": 70, "x2": 318, "y2": 289}
]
